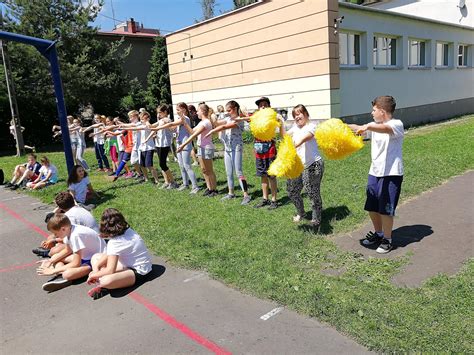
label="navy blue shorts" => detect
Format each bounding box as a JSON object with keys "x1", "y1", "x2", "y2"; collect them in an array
[
  {"x1": 81, "y1": 259, "x2": 92, "y2": 268},
  {"x1": 140, "y1": 150, "x2": 154, "y2": 167},
  {"x1": 131, "y1": 268, "x2": 150, "y2": 285},
  {"x1": 364, "y1": 175, "x2": 403, "y2": 216}
]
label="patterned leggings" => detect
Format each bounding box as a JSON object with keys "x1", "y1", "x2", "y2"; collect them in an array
[{"x1": 287, "y1": 159, "x2": 324, "y2": 223}]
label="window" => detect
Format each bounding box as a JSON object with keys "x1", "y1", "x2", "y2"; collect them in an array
[
  {"x1": 409, "y1": 39, "x2": 426, "y2": 66},
  {"x1": 436, "y1": 42, "x2": 449, "y2": 66},
  {"x1": 339, "y1": 32, "x2": 360, "y2": 65},
  {"x1": 373, "y1": 36, "x2": 397, "y2": 66},
  {"x1": 458, "y1": 44, "x2": 468, "y2": 66}
]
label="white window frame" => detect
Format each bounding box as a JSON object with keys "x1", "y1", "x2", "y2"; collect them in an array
[
  {"x1": 339, "y1": 31, "x2": 361, "y2": 67},
  {"x1": 458, "y1": 44, "x2": 469, "y2": 67},
  {"x1": 408, "y1": 39, "x2": 427, "y2": 67},
  {"x1": 436, "y1": 42, "x2": 450, "y2": 67},
  {"x1": 373, "y1": 35, "x2": 398, "y2": 67}
]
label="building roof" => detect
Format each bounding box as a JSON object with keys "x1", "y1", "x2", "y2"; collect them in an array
[{"x1": 340, "y1": 2, "x2": 474, "y2": 31}]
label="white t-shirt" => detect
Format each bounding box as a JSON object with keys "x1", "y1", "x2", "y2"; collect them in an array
[
  {"x1": 106, "y1": 228, "x2": 152, "y2": 275},
  {"x1": 369, "y1": 119, "x2": 404, "y2": 177},
  {"x1": 64, "y1": 224, "x2": 106, "y2": 261},
  {"x1": 69, "y1": 176, "x2": 90, "y2": 204},
  {"x1": 65, "y1": 205, "x2": 99, "y2": 232},
  {"x1": 139, "y1": 125, "x2": 155, "y2": 151},
  {"x1": 288, "y1": 123, "x2": 321, "y2": 168},
  {"x1": 39, "y1": 165, "x2": 58, "y2": 183},
  {"x1": 132, "y1": 122, "x2": 141, "y2": 150}
]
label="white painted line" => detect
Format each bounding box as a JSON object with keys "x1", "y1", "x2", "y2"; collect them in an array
[
  {"x1": 1, "y1": 195, "x2": 28, "y2": 202},
  {"x1": 183, "y1": 273, "x2": 206, "y2": 283},
  {"x1": 30, "y1": 202, "x2": 43, "y2": 205},
  {"x1": 260, "y1": 307, "x2": 284, "y2": 321}
]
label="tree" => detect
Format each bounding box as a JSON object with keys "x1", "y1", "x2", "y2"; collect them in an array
[
  {"x1": 200, "y1": 0, "x2": 216, "y2": 20},
  {"x1": 145, "y1": 36, "x2": 172, "y2": 111},
  {"x1": 0, "y1": 0, "x2": 129, "y2": 148},
  {"x1": 233, "y1": 0, "x2": 257, "y2": 9}
]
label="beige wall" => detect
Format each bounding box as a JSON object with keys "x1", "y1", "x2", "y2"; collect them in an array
[{"x1": 166, "y1": 0, "x2": 340, "y2": 119}]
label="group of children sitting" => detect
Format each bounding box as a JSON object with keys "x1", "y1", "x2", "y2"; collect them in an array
[
  {"x1": 5, "y1": 154, "x2": 58, "y2": 191},
  {"x1": 34, "y1": 191, "x2": 152, "y2": 299}
]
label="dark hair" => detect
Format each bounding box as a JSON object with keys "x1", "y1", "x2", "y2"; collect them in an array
[
  {"x1": 55, "y1": 191, "x2": 76, "y2": 210},
  {"x1": 27, "y1": 153, "x2": 37, "y2": 160},
  {"x1": 226, "y1": 100, "x2": 241, "y2": 117},
  {"x1": 292, "y1": 104, "x2": 310, "y2": 119},
  {"x1": 372, "y1": 96, "x2": 396, "y2": 114},
  {"x1": 157, "y1": 104, "x2": 169, "y2": 115},
  {"x1": 177, "y1": 102, "x2": 190, "y2": 117},
  {"x1": 100, "y1": 208, "x2": 129, "y2": 238},
  {"x1": 188, "y1": 104, "x2": 197, "y2": 114},
  {"x1": 47, "y1": 214, "x2": 71, "y2": 232},
  {"x1": 67, "y1": 164, "x2": 88, "y2": 185}
]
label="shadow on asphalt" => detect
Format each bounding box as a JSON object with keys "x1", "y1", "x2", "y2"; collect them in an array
[{"x1": 109, "y1": 264, "x2": 166, "y2": 298}]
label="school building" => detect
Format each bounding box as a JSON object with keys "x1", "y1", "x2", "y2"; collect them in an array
[{"x1": 165, "y1": 0, "x2": 474, "y2": 126}]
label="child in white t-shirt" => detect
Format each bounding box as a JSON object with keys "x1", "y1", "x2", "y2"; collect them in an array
[
  {"x1": 26, "y1": 156, "x2": 58, "y2": 190},
  {"x1": 350, "y1": 95, "x2": 404, "y2": 254},
  {"x1": 67, "y1": 164, "x2": 98, "y2": 207},
  {"x1": 37, "y1": 214, "x2": 106, "y2": 292},
  {"x1": 286, "y1": 104, "x2": 324, "y2": 226},
  {"x1": 87, "y1": 208, "x2": 152, "y2": 299}
]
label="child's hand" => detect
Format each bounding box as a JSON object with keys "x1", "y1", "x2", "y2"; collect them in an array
[
  {"x1": 87, "y1": 273, "x2": 99, "y2": 285},
  {"x1": 36, "y1": 263, "x2": 55, "y2": 276},
  {"x1": 176, "y1": 144, "x2": 183, "y2": 153},
  {"x1": 41, "y1": 240, "x2": 55, "y2": 249}
]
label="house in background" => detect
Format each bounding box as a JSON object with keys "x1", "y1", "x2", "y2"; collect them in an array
[
  {"x1": 96, "y1": 18, "x2": 160, "y2": 86},
  {"x1": 165, "y1": 0, "x2": 473, "y2": 126}
]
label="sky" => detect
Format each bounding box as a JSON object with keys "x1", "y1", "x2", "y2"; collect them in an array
[{"x1": 92, "y1": 0, "x2": 236, "y2": 34}]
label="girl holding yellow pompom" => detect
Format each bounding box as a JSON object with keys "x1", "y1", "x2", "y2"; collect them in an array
[{"x1": 286, "y1": 104, "x2": 324, "y2": 226}]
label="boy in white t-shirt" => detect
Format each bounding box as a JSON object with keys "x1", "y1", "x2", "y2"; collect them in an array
[
  {"x1": 37, "y1": 214, "x2": 106, "y2": 292},
  {"x1": 350, "y1": 96, "x2": 404, "y2": 254}
]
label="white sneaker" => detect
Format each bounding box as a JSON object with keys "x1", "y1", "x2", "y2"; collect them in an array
[
  {"x1": 190, "y1": 187, "x2": 201, "y2": 194},
  {"x1": 177, "y1": 184, "x2": 189, "y2": 191}
]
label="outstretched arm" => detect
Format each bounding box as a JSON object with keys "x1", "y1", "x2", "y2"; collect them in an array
[{"x1": 177, "y1": 125, "x2": 204, "y2": 152}]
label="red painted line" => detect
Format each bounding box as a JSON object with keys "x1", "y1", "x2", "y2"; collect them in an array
[
  {"x1": 1, "y1": 200, "x2": 232, "y2": 355},
  {"x1": 0, "y1": 261, "x2": 36, "y2": 273},
  {"x1": 0, "y1": 203, "x2": 49, "y2": 238},
  {"x1": 129, "y1": 292, "x2": 231, "y2": 355}
]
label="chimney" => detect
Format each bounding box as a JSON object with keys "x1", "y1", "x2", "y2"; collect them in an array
[{"x1": 127, "y1": 18, "x2": 137, "y2": 33}]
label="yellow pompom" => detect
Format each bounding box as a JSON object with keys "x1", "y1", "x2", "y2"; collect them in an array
[
  {"x1": 249, "y1": 108, "x2": 281, "y2": 141},
  {"x1": 268, "y1": 135, "x2": 304, "y2": 179},
  {"x1": 315, "y1": 118, "x2": 364, "y2": 160}
]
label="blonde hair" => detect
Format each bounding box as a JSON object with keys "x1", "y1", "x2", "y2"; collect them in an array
[
  {"x1": 47, "y1": 214, "x2": 71, "y2": 232},
  {"x1": 128, "y1": 110, "x2": 139, "y2": 117},
  {"x1": 199, "y1": 103, "x2": 217, "y2": 128}
]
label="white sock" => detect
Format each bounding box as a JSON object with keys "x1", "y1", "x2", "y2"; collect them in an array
[{"x1": 375, "y1": 231, "x2": 384, "y2": 237}]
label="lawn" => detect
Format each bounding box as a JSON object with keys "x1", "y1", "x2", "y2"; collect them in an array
[{"x1": 1, "y1": 115, "x2": 473, "y2": 352}]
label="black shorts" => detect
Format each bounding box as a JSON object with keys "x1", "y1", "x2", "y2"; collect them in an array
[{"x1": 131, "y1": 268, "x2": 150, "y2": 285}]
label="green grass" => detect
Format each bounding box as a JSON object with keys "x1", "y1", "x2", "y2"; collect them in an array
[{"x1": 1, "y1": 115, "x2": 473, "y2": 352}]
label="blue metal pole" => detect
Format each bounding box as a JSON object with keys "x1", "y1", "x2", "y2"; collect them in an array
[
  {"x1": 0, "y1": 30, "x2": 74, "y2": 173},
  {"x1": 45, "y1": 45, "x2": 74, "y2": 174}
]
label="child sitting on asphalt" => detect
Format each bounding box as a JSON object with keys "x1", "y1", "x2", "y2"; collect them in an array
[
  {"x1": 37, "y1": 214, "x2": 106, "y2": 292},
  {"x1": 350, "y1": 95, "x2": 404, "y2": 254},
  {"x1": 33, "y1": 191, "x2": 99, "y2": 258},
  {"x1": 86, "y1": 208, "x2": 152, "y2": 299}
]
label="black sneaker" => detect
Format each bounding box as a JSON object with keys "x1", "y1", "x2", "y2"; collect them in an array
[
  {"x1": 5, "y1": 182, "x2": 13, "y2": 188},
  {"x1": 203, "y1": 189, "x2": 211, "y2": 196},
  {"x1": 254, "y1": 199, "x2": 271, "y2": 208},
  {"x1": 376, "y1": 239, "x2": 393, "y2": 254},
  {"x1": 42, "y1": 275, "x2": 72, "y2": 292},
  {"x1": 207, "y1": 190, "x2": 218, "y2": 197},
  {"x1": 267, "y1": 201, "x2": 279, "y2": 210},
  {"x1": 361, "y1": 231, "x2": 383, "y2": 246},
  {"x1": 32, "y1": 247, "x2": 50, "y2": 258},
  {"x1": 9, "y1": 184, "x2": 19, "y2": 190}
]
